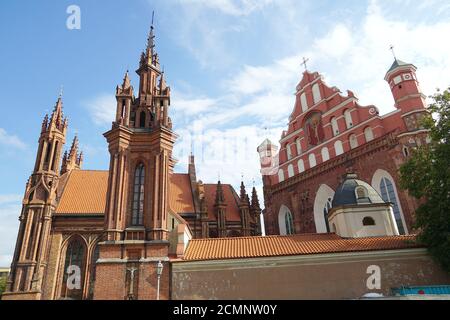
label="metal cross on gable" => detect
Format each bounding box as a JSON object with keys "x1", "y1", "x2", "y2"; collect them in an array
[{"x1": 301, "y1": 57, "x2": 309, "y2": 71}]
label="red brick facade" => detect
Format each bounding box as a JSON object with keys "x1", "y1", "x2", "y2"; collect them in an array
[{"x1": 259, "y1": 60, "x2": 429, "y2": 236}]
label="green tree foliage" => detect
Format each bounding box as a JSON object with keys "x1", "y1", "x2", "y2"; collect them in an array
[
  {"x1": 0, "y1": 276, "x2": 6, "y2": 296},
  {"x1": 400, "y1": 88, "x2": 450, "y2": 272}
]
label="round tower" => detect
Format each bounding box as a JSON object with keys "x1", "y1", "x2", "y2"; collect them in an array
[{"x1": 384, "y1": 59, "x2": 427, "y2": 114}]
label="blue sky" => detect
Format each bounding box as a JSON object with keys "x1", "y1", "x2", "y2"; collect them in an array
[{"x1": 1, "y1": 0, "x2": 450, "y2": 266}]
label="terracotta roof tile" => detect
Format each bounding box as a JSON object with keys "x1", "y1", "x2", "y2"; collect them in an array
[
  {"x1": 55, "y1": 170, "x2": 108, "y2": 215},
  {"x1": 169, "y1": 174, "x2": 195, "y2": 214},
  {"x1": 183, "y1": 234, "x2": 420, "y2": 261},
  {"x1": 204, "y1": 184, "x2": 241, "y2": 222}
]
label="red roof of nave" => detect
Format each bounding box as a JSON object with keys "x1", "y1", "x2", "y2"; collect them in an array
[{"x1": 55, "y1": 170, "x2": 241, "y2": 222}]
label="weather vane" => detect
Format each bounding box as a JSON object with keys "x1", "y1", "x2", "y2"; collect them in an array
[
  {"x1": 59, "y1": 85, "x2": 64, "y2": 98},
  {"x1": 389, "y1": 45, "x2": 397, "y2": 60}
]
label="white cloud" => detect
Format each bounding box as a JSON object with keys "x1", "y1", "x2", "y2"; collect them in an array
[
  {"x1": 0, "y1": 128, "x2": 26, "y2": 150},
  {"x1": 170, "y1": 0, "x2": 450, "y2": 196},
  {"x1": 178, "y1": 0, "x2": 274, "y2": 16},
  {"x1": 84, "y1": 94, "x2": 116, "y2": 126}
]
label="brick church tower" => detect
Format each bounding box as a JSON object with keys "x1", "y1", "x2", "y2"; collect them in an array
[
  {"x1": 93, "y1": 22, "x2": 174, "y2": 300},
  {"x1": 6, "y1": 97, "x2": 67, "y2": 299}
]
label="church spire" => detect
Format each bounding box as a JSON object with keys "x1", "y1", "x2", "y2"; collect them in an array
[
  {"x1": 251, "y1": 186, "x2": 261, "y2": 211},
  {"x1": 61, "y1": 135, "x2": 83, "y2": 174},
  {"x1": 215, "y1": 180, "x2": 225, "y2": 205}
]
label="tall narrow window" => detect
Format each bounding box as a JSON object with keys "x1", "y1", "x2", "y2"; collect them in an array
[
  {"x1": 309, "y1": 153, "x2": 317, "y2": 168},
  {"x1": 297, "y1": 159, "x2": 305, "y2": 173},
  {"x1": 285, "y1": 211, "x2": 294, "y2": 235},
  {"x1": 380, "y1": 177, "x2": 405, "y2": 234},
  {"x1": 364, "y1": 127, "x2": 374, "y2": 142},
  {"x1": 344, "y1": 109, "x2": 353, "y2": 129},
  {"x1": 323, "y1": 198, "x2": 332, "y2": 233},
  {"x1": 139, "y1": 111, "x2": 146, "y2": 128},
  {"x1": 288, "y1": 164, "x2": 294, "y2": 178},
  {"x1": 331, "y1": 117, "x2": 339, "y2": 136},
  {"x1": 296, "y1": 139, "x2": 302, "y2": 156},
  {"x1": 312, "y1": 83, "x2": 321, "y2": 104},
  {"x1": 300, "y1": 93, "x2": 308, "y2": 112},
  {"x1": 51, "y1": 141, "x2": 59, "y2": 171},
  {"x1": 278, "y1": 169, "x2": 285, "y2": 183},
  {"x1": 286, "y1": 144, "x2": 293, "y2": 160},
  {"x1": 334, "y1": 140, "x2": 344, "y2": 156},
  {"x1": 61, "y1": 238, "x2": 86, "y2": 300},
  {"x1": 132, "y1": 164, "x2": 145, "y2": 225},
  {"x1": 321, "y1": 147, "x2": 330, "y2": 162},
  {"x1": 349, "y1": 134, "x2": 358, "y2": 149}
]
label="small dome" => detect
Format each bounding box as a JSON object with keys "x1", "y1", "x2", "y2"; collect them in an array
[{"x1": 332, "y1": 173, "x2": 385, "y2": 207}]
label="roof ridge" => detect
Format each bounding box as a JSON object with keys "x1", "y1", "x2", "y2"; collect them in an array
[{"x1": 188, "y1": 233, "x2": 340, "y2": 242}]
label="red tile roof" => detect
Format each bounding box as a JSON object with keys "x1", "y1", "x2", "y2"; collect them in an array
[
  {"x1": 183, "y1": 234, "x2": 420, "y2": 261},
  {"x1": 203, "y1": 184, "x2": 241, "y2": 222},
  {"x1": 55, "y1": 170, "x2": 240, "y2": 220},
  {"x1": 55, "y1": 170, "x2": 109, "y2": 215},
  {"x1": 168, "y1": 174, "x2": 195, "y2": 214}
]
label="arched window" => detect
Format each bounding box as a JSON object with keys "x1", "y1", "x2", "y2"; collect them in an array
[
  {"x1": 379, "y1": 177, "x2": 405, "y2": 234},
  {"x1": 61, "y1": 238, "x2": 86, "y2": 300},
  {"x1": 349, "y1": 134, "x2": 358, "y2": 149},
  {"x1": 309, "y1": 153, "x2": 317, "y2": 168},
  {"x1": 312, "y1": 83, "x2": 321, "y2": 104},
  {"x1": 363, "y1": 217, "x2": 376, "y2": 226},
  {"x1": 331, "y1": 117, "x2": 339, "y2": 136},
  {"x1": 286, "y1": 144, "x2": 293, "y2": 160},
  {"x1": 278, "y1": 169, "x2": 285, "y2": 183},
  {"x1": 364, "y1": 127, "x2": 374, "y2": 142},
  {"x1": 288, "y1": 164, "x2": 294, "y2": 178},
  {"x1": 132, "y1": 164, "x2": 145, "y2": 226},
  {"x1": 323, "y1": 197, "x2": 332, "y2": 232},
  {"x1": 296, "y1": 139, "x2": 302, "y2": 156},
  {"x1": 334, "y1": 140, "x2": 344, "y2": 156},
  {"x1": 300, "y1": 93, "x2": 308, "y2": 112},
  {"x1": 355, "y1": 186, "x2": 368, "y2": 199},
  {"x1": 278, "y1": 205, "x2": 294, "y2": 235},
  {"x1": 344, "y1": 109, "x2": 353, "y2": 129},
  {"x1": 285, "y1": 211, "x2": 294, "y2": 235},
  {"x1": 297, "y1": 159, "x2": 305, "y2": 173},
  {"x1": 321, "y1": 147, "x2": 330, "y2": 162},
  {"x1": 139, "y1": 111, "x2": 146, "y2": 128}
]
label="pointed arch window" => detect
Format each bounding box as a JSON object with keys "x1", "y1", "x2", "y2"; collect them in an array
[
  {"x1": 61, "y1": 238, "x2": 86, "y2": 300},
  {"x1": 284, "y1": 210, "x2": 294, "y2": 235},
  {"x1": 379, "y1": 177, "x2": 405, "y2": 234},
  {"x1": 132, "y1": 163, "x2": 145, "y2": 226}
]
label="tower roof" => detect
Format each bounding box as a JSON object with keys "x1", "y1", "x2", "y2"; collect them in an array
[
  {"x1": 385, "y1": 58, "x2": 417, "y2": 80},
  {"x1": 332, "y1": 173, "x2": 385, "y2": 207}
]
